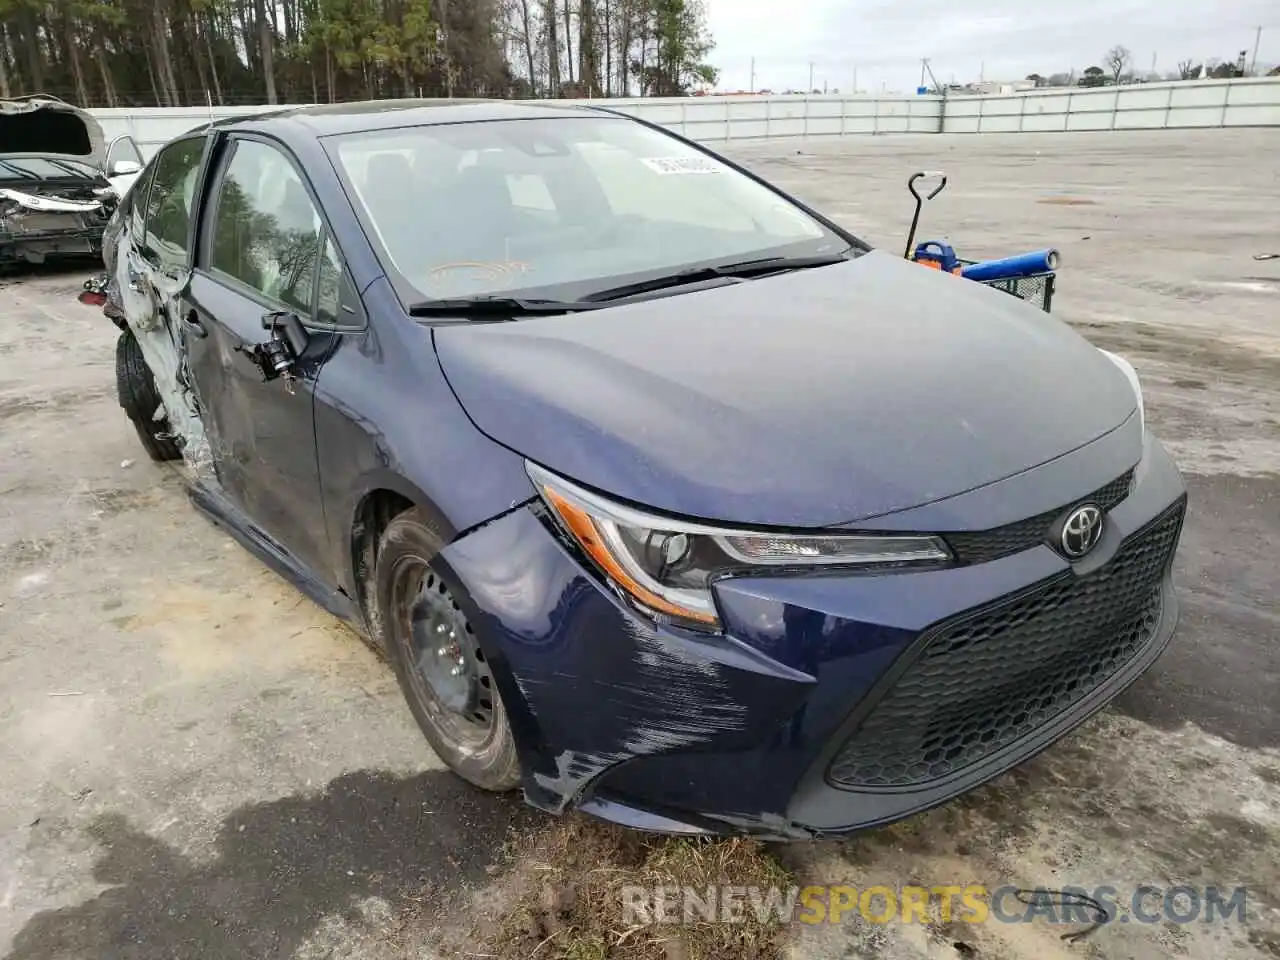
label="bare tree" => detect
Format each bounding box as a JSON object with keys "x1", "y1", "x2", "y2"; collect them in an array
[
  {"x1": 514, "y1": 0, "x2": 538, "y2": 95},
  {"x1": 254, "y1": 0, "x2": 278, "y2": 102},
  {"x1": 1104, "y1": 44, "x2": 1131, "y2": 86},
  {"x1": 542, "y1": 0, "x2": 561, "y2": 94},
  {"x1": 0, "y1": 0, "x2": 716, "y2": 108},
  {"x1": 0, "y1": 25, "x2": 9, "y2": 98},
  {"x1": 1176, "y1": 58, "x2": 1200, "y2": 80}
]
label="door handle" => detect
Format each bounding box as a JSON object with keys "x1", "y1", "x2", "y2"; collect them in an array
[{"x1": 183, "y1": 309, "x2": 208, "y2": 338}]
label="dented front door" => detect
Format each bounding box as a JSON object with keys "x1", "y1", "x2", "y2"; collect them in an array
[{"x1": 182, "y1": 135, "x2": 333, "y2": 575}]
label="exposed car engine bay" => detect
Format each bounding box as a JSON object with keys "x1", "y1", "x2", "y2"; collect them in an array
[{"x1": 0, "y1": 95, "x2": 140, "y2": 265}]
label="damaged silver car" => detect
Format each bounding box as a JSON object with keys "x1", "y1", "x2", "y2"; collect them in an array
[{"x1": 0, "y1": 94, "x2": 143, "y2": 266}]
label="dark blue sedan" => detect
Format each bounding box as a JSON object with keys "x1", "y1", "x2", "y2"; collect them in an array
[{"x1": 100, "y1": 100, "x2": 1186, "y2": 838}]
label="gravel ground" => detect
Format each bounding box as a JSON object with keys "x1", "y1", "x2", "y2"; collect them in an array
[{"x1": 1, "y1": 127, "x2": 1277, "y2": 960}]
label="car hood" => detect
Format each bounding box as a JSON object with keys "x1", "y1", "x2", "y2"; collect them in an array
[
  {"x1": 434, "y1": 250, "x2": 1139, "y2": 528},
  {"x1": 0, "y1": 96, "x2": 106, "y2": 168}
]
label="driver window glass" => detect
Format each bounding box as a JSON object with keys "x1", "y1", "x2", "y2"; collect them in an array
[
  {"x1": 143, "y1": 137, "x2": 204, "y2": 267},
  {"x1": 209, "y1": 139, "x2": 321, "y2": 315},
  {"x1": 128, "y1": 162, "x2": 157, "y2": 238},
  {"x1": 316, "y1": 234, "x2": 347, "y2": 326}
]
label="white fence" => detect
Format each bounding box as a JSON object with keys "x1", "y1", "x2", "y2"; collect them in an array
[
  {"x1": 90, "y1": 77, "x2": 1280, "y2": 159},
  {"x1": 942, "y1": 77, "x2": 1280, "y2": 133}
]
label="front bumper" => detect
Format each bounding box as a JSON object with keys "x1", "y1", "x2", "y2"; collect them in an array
[
  {"x1": 0, "y1": 200, "x2": 109, "y2": 264},
  {"x1": 437, "y1": 432, "x2": 1187, "y2": 839},
  {"x1": 0, "y1": 226, "x2": 104, "y2": 264}
]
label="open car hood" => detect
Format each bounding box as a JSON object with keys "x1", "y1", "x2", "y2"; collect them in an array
[
  {"x1": 434, "y1": 251, "x2": 1140, "y2": 528},
  {"x1": 0, "y1": 95, "x2": 106, "y2": 168}
]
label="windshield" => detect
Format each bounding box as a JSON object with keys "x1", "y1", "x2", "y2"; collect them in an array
[{"x1": 327, "y1": 116, "x2": 851, "y2": 303}]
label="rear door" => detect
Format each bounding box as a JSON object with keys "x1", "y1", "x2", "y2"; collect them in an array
[{"x1": 183, "y1": 134, "x2": 349, "y2": 576}]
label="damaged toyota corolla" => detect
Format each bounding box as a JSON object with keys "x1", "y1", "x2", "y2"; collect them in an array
[
  {"x1": 1, "y1": 94, "x2": 143, "y2": 266},
  {"x1": 90, "y1": 100, "x2": 1187, "y2": 839}
]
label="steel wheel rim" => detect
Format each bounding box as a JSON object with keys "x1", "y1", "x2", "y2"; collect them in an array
[{"x1": 390, "y1": 556, "x2": 496, "y2": 750}]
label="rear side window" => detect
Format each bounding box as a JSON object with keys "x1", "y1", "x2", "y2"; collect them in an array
[
  {"x1": 207, "y1": 138, "x2": 321, "y2": 314},
  {"x1": 128, "y1": 162, "x2": 157, "y2": 239},
  {"x1": 143, "y1": 137, "x2": 204, "y2": 267}
]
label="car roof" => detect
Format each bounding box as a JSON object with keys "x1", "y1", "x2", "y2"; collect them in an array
[{"x1": 212, "y1": 99, "x2": 614, "y2": 141}]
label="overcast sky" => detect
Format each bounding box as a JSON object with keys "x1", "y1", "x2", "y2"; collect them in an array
[{"x1": 705, "y1": 0, "x2": 1278, "y2": 93}]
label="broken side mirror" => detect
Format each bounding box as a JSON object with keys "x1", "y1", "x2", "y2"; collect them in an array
[{"x1": 251, "y1": 311, "x2": 310, "y2": 387}]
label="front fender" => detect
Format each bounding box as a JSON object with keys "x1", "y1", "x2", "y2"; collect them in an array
[{"x1": 313, "y1": 289, "x2": 538, "y2": 599}]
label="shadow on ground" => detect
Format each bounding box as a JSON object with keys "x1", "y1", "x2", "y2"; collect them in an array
[{"x1": 7, "y1": 769, "x2": 534, "y2": 960}]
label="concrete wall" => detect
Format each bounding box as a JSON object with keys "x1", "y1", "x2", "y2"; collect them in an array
[
  {"x1": 91, "y1": 77, "x2": 1280, "y2": 159},
  {"x1": 941, "y1": 77, "x2": 1280, "y2": 134}
]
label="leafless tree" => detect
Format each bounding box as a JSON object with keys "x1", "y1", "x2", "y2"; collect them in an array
[{"x1": 1104, "y1": 45, "x2": 1132, "y2": 86}]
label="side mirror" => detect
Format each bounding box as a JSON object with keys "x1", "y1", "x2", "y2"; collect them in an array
[
  {"x1": 249, "y1": 311, "x2": 310, "y2": 386},
  {"x1": 110, "y1": 159, "x2": 142, "y2": 177}
]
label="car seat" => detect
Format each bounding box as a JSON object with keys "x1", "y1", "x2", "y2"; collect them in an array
[
  {"x1": 447, "y1": 163, "x2": 518, "y2": 261},
  {"x1": 361, "y1": 153, "x2": 418, "y2": 263}
]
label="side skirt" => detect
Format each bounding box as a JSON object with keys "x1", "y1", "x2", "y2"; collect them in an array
[{"x1": 188, "y1": 479, "x2": 365, "y2": 630}]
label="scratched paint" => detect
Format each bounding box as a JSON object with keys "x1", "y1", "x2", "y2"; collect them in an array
[{"x1": 111, "y1": 218, "x2": 212, "y2": 474}]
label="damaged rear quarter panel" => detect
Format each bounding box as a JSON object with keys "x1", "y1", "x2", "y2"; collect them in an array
[
  {"x1": 109, "y1": 211, "x2": 212, "y2": 472},
  {"x1": 435, "y1": 505, "x2": 814, "y2": 812}
]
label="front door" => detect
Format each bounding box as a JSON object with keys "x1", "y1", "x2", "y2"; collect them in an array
[{"x1": 182, "y1": 135, "x2": 338, "y2": 576}]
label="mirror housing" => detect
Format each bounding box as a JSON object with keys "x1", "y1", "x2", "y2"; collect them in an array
[{"x1": 110, "y1": 159, "x2": 142, "y2": 176}]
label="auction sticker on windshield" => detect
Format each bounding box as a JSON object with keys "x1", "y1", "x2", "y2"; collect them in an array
[{"x1": 640, "y1": 156, "x2": 723, "y2": 175}]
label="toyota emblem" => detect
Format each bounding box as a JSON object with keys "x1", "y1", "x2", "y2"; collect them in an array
[{"x1": 1060, "y1": 504, "x2": 1104, "y2": 558}]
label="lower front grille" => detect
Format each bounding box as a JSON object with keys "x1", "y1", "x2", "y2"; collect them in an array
[{"x1": 827, "y1": 498, "x2": 1185, "y2": 790}]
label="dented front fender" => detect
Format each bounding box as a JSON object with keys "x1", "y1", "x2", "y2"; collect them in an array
[{"x1": 435, "y1": 506, "x2": 815, "y2": 816}]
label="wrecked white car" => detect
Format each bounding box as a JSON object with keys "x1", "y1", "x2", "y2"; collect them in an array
[{"x1": 0, "y1": 95, "x2": 144, "y2": 266}]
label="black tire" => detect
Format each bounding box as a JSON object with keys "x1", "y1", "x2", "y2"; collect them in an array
[
  {"x1": 375, "y1": 508, "x2": 521, "y2": 792},
  {"x1": 115, "y1": 330, "x2": 182, "y2": 462}
]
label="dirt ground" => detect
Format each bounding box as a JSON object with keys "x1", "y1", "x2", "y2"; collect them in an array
[{"x1": 1, "y1": 128, "x2": 1278, "y2": 960}]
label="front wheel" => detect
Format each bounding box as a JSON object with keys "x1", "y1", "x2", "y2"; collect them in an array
[{"x1": 375, "y1": 508, "x2": 521, "y2": 791}]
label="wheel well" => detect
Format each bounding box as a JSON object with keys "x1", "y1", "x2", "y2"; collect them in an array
[{"x1": 351, "y1": 489, "x2": 415, "y2": 634}]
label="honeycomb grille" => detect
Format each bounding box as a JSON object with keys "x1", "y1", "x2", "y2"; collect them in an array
[
  {"x1": 945, "y1": 469, "x2": 1135, "y2": 565},
  {"x1": 827, "y1": 498, "x2": 1185, "y2": 789}
]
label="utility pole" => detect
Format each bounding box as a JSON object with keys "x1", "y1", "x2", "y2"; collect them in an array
[
  {"x1": 749, "y1": 56, "x2": 755, "y2": 91},
  {"x1": 1249, "y1": 25, "x2": 1262, "y2": 75}
]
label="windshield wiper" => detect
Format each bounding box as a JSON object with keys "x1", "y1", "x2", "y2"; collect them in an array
[
  {"x1": 580, "y1": 252, "x2": 854, "y2": 303},
  {"x1": 407, "y1": 296, "x2": 603, "y2": 318}
]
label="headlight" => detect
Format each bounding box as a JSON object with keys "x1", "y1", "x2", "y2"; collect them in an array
[
  {"x1": 527, "y1": 463, "x2": 951, "y2": 630},
  {"x1": 1099, "y1": 349, "x2": 1145, "y2": 436}
]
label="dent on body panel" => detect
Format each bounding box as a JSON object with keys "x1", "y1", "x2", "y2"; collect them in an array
[
  {"x1": 441, "y1": 508, "x2": 760, "y2": 811},
  {"x1": 112, "y1": 217, "x2": 212, "y2": 474}
]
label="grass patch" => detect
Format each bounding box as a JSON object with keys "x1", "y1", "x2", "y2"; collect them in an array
[{"x1": 483, "y1": 815, "x2": 793, "y2": 959}]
